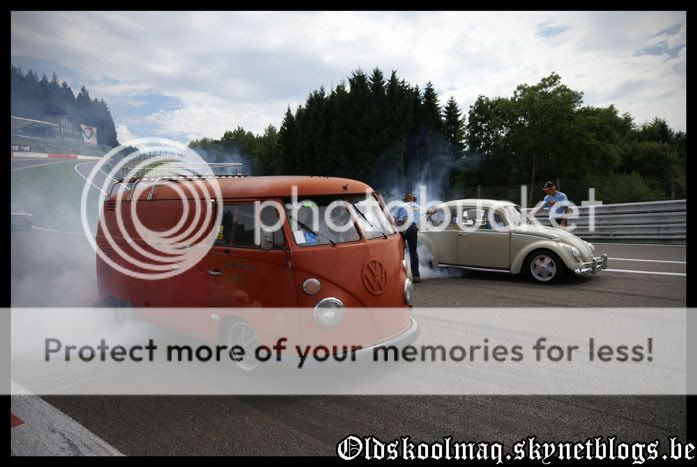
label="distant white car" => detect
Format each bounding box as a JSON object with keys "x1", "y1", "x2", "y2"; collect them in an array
[
  {"x1": 11, "y1": 202, "x2": 33, "y2": 231},
  {"x1": 418, "y1": 199, "x2": 608, "y2": 283}
]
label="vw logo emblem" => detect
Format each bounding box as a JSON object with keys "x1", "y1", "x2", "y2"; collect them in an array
[{"x1": 362, "y1": 258, "x2": 387, "y2": 295}]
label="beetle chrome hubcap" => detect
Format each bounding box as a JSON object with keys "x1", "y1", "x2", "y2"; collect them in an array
[{"x1": 531, "y1": 255, "x2": 557, "y2": 281}]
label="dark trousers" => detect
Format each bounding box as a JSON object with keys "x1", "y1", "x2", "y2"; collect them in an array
[{"x1": 403, "y1": 223, "x2": 420, "y2": 278}]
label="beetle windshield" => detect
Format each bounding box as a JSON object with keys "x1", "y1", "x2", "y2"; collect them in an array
[{"x1": 504, "y1": 205, "x2": 531, "y2": 225}]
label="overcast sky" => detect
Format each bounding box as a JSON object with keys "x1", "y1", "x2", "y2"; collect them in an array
[{"x1": 11, "y1": 11, "x2": 686, "y2": 145}]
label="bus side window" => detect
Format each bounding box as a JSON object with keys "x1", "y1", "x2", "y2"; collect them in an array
[
  {"x1": 259, "y1": 204, "x2": 286, "y2": 247},
  {"x1": 216, "y1": 204, "x2": 285, "y2": 249},
  {"x1": 216, "y1": 206, "x2": 234, "y2": 246},
  {"x1": 231, "y1": 205, "x2": 256, "y2": 247}
]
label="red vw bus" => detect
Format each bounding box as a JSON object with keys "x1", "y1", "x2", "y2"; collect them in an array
[{"x1": 96, "y1": 175, "x2": 417, "y2": 369}]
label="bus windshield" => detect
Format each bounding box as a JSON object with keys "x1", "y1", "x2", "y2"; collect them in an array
[
  {"x1": 284, "y1": 194, "x2": 394, "y2": 247},
  {"x1": 346, "y1": 194, "x2": 395, "y2": 239}
]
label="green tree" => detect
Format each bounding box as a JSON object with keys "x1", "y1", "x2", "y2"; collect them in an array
[
  {"x1": 11, "y1": 66, "x2": 120, "y2": 147},
  {"x1": 421, "y1": 82, "x2": 442, "y2": 132},
  {"x1": 183, "y1": 68, "x2": 685, "y2": 205},
  {"x1": 443, "y1": 96, "x2": 465, "y2": 159},
  {"x1": 278, "y1": 107, "x2": 298, "y2": 174},
  {"x1": 508, "y1": 72, "x2": 583, "y2": 198}
]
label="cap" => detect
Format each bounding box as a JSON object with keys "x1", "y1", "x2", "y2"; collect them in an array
[{"x1": 542, "y1": 181, "x2": 555, "y2": 191}]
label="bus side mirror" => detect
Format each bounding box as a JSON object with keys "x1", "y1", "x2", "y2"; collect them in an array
[{"x1": 260, "y1": 230, "x2": 274, "y2": 250}]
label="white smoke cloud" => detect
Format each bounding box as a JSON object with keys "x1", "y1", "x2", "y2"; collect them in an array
[{"x1": 116, "y1": 124, "x2": 137, "y2": 143}]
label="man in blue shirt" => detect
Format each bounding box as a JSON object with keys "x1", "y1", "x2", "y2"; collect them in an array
[
  {"x1": 394, "y1": 192, "x2": 435, "y2": 282},
  {"x1": 529, "y1": 181, "x2": 570, "y2": 228}
]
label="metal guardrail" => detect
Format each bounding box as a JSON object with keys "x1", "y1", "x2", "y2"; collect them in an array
[{"x1": 525, "y1": 199, "x2": 686, "y2": 243}]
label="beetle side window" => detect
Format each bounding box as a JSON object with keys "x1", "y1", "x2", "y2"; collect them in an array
[
  {"x1": 461, "y1": 208, "x2": 482, "y2": 228},
  {"x1": 427, "y1": 207, "x2": 458, "y2": 230},
  {"x1": 492, "y1": 210, "x2": 507, "y2": 230},
  {"x1": 461, "y1": 208, "x2": 507, "y2": 231}
]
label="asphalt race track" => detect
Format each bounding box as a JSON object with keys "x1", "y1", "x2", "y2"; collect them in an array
[
  {"x1": 411, "y1": 244, "x2": 686, "y2": 308},
  {"x1": 11, "y1": 158, "x2": 687, "y2": 455}
]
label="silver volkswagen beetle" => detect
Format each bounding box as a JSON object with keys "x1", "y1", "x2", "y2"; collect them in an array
[{"x1": 417, "y1": 199, "x2": 608, "y2": 283}]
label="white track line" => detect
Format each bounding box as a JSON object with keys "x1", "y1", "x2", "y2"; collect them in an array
[
  {"x1": 100, "y1": 165, "x2": 118, "y2": 182},
  {"x1": 610, "y1": 258, "x2": 686, "y2": 264},
  {"x1": 11, "y1": 381, "x2": 123, "y2": 456},
  {"x1": 31, "y1": 226, "x2": 85, "y2": 237},
  {"x1": 73, "y1": 161, "x2": 107, "y2": 195},
  {"x1": 593, "y1": 242, "x2": 686, "y2": 247},
  {"x1": 11, "y1": 160, "x2": 73, "y2": 172},
  {"x1": 605, "y1": 269, "x2": 686, "y2": 277}
]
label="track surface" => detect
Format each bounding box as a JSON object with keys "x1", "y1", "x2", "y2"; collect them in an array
[{"x1": 11, "y1": 158, "x2": 687, "y2": 455}]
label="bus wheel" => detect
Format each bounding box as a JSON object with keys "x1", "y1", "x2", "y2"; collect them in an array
[
  {"x1": 113, "y1": 298, "x2": 134, "y2": 325},
  {"x1": 223, "y1": 320, "x2": 262, "y2": 373}
]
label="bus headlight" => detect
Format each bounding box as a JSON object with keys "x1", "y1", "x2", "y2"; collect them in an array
[
  {"x1": 403, "y1": 278, "x2": 413, "y2": 305},
  {"x1": 313, "y1": 298, "x2": 344, "y2": 327}
]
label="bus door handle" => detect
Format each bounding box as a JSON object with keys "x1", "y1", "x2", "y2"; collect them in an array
[{"x1": 208, "y1": 269, "x2": 223, "y2": 276}]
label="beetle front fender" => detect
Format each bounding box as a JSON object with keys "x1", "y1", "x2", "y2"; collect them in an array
[{"x1": 510, "y1": 239, "x2": 577, "y2": 274}]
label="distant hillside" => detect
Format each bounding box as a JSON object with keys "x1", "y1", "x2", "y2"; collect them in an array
[{"x1": 10, "y1": 65, "x2": 119, "y2": 148}]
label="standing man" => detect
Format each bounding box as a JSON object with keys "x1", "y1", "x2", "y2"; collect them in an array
[
  {"x1": 528, "y1": 181, "x2": 570, "y2": 228},
  {"x1": 394, "y1": 192, "x2": 435, "y2": 283}
]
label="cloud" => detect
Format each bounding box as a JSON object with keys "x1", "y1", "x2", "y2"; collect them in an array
[
  {"x1": 536, "y1": 22, "x2": 569, "y2": 38},
  {"x1": 10, "y1": 11, "x2": 687, "y2": 140},
  {"x1": 635, "y1": 22, "x2": 686, "y2": 58},
  {"x1": 88, "y1": 79, "x2": 153, "y2": 100}
]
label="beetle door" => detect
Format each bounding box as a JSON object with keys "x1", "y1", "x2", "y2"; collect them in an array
[
  {"x1": 457, "y1": 207, "x2": 510, "y2": 269},
  {"x1": 423, "y1": 207, "x2": 459, "y2": 265}
]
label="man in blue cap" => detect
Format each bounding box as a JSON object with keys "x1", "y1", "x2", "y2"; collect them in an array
[
  {"x1": 394, "y1": 192, "x2": 436, "y2": 282},
  {"x1": 529, "y1": 181, "x2": 570, "y2": 228}
]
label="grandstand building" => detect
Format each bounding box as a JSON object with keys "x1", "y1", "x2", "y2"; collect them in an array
[{"x1": 11, "y1": 115, "x2": 110, "y2": 157}]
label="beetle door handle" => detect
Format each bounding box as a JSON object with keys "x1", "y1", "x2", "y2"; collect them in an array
[
  {"x1": 208, "y1": 269, "x2": 223, "y2": 276},
  {"x1": 458, "y1": 232, "x2": 469, "y2": 237}
]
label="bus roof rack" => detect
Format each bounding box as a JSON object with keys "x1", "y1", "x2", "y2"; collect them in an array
[
  {"x1": 114, "y1": 162, "x2": 244, "y2": 180},
  {"x1": 108, "y1": 163, "x2": 247, "y2": 198}
]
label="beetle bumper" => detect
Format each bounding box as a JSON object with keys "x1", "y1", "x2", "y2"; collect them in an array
[{"x1": 575, "y1": 254, "x2": 608, "y2": 275}]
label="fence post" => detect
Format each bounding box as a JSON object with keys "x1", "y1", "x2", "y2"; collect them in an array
[{"x1": 477, "y1": 185, "x2": 481, "y2": 198}]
